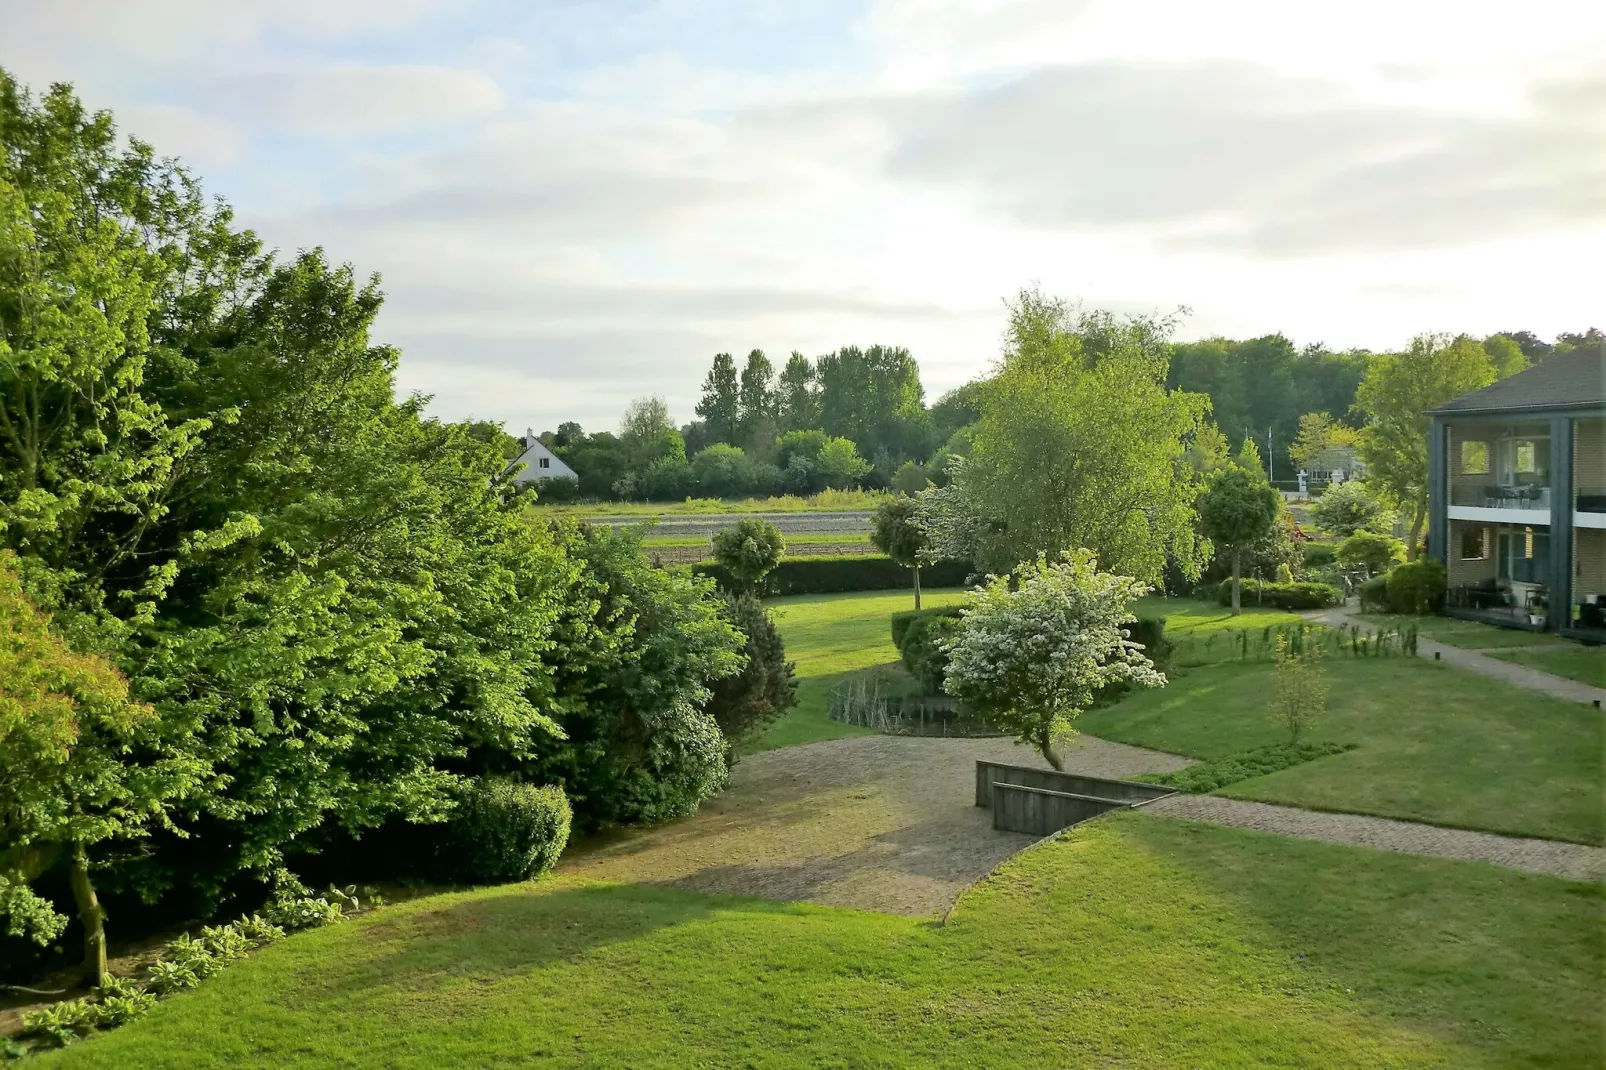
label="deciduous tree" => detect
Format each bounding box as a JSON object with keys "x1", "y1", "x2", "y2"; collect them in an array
[
  {"x1": 695, "y1": 352, "x2": 740, "y2": 444},
  {"x1": 1196, "y1": 466, "x2": 1281, "y2": 614},
  {"x1": 870, "y1": 496, "x2": 928, "y2": 608},
  {"x1": 943, "y1": 552, "x2": 1164, "y2": 769}
]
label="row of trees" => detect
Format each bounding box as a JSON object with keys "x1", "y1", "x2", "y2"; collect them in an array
[{"x1": 0, "y1": 75, "x2": 795, "y2": 985}]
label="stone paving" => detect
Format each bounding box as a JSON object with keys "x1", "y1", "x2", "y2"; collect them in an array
[{"x1": 1146, "y1": 794, "x2": 1606, "y2": 881}]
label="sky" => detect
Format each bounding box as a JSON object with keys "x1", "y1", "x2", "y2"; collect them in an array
[{"x1": 3, "y1": 0, "x2": 1602, "y2": 433}]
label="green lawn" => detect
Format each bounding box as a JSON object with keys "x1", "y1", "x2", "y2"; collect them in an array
[
  {"x1": 1488, "y1": 646, "x2": 1606, "y2": 687},
  {"x1": 535, "y1": 489, "x2": 890, "y2": 518},
  {"x1": 1355, "y1": 613, "x2": 1574, "y2": 649},
  {"x1": 38, "y1": 814, "x2": 1603, "y2": 1069},
  {"x1": 754, "y1": 588, "x2": 968, "y2": 751},
  {"x1": 1081, "y1": 657, "x2": 1605, "y2": 844},
  {"x1": 1134, "y1": 595, "x2": 1308, "y2": 636}
]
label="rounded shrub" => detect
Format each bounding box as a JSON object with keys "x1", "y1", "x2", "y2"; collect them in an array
[
  {"x1": 440, "y1": 780, "x2": 572, "y2": 885},
  {"x1": 1336, "y1": 530, "x2": 1405, "y2": 577},
  {"x1": 1358, "y1": 575, "x2": 1390, "y2": 613},
  {"x1": 1385, "y1": 558, "x2": 1447, "y2": 615}
]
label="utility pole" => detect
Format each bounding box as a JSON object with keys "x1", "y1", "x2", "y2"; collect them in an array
[{"x1": 1267, "y1": 427, "x2": 1274, "y2": 482}]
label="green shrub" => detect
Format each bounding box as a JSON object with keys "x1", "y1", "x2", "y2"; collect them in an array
[
  {"x1": 705, "y1": 593, "x2": 797, "y2": 745},
  {"x1": 439, "y1": 780, "x2": 572, "y2": 885},
  {"x1": 1301, "y1": 542, "x2": 1336, "y2": 568},
  {"x1": 535, "y1": 475, "x2": 580, "y2": 503},
  {"x1": 898, "y1": 614, "x2": 962, "y2": 695},
  {"x1": 1124, "y1": 617, "x2": 1171, "y2": 671},
  {"x1": 1213, "y1": 579, "x2": 1340, "y2": 610},
  {"x1": 890, "y1": 605, "x2": 965, "y2": 648},
  {"x1": 695, "y1": 555, "x2": 973, "y2": 596},
  {"x1": 1145, "y1": 742, "x2": 1355, "y2": 793},
  {"x1": 710, "y1": 517, "x2": 785, "y2": 591},
  {"x1": 1358, "y1": 575, "x2": 1390, "y2": 613},
  {"x1": 1337, "y1": 530, "x2": 1405, "y2": 576},
  {"x1": 1385, "y1": 558, "x2": 1447, "y2": 615}
]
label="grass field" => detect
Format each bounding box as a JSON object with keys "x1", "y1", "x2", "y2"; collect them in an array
[
  {"x1": 755, "y1": 592, "x2": 1313, "y2": 752},
  {"x1": 535, "y1": 489, "x2": 889, "y2": 517},
  {"x1": 755, "y1": 588, "x2": 968, "y2": 750},
  {"x1": 37, "y1": 814, "x2": 1603, "y2": 1069},
  {"x1": 1080, "y1": 656, "x2": 1605, "y2": 844},
  {"x1": 1487, "y1": 646, "x2": 1606, "y2": 687}
]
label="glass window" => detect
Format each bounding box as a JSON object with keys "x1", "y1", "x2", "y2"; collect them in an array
[
  {"x1": 1459, "y1": 527, "x2": 1487, "y2": 560},
  {"x1": 1460, "y1": 440, "x2": 1489, "y2": 473},
  {"x1": 1514, "y1": 441, "x2": 1536, "y2": 473},
  {"x1": 539, "y1": 457, "x2": 551, "y2": 469}
]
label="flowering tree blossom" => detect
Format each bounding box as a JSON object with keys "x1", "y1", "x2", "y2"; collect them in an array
[{"x1": 943, "y1": 551, "x2": 1165, "y2": 769}]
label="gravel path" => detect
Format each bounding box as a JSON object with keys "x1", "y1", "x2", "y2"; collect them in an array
[
  {"x1": 1147, "y1": 794, "x2": 1606, "y2": 880},
  {"x1": 561, "y1": 733, "x2": 1190, "y2": 917},
  {"x1": 1307, "y1": 607, "x2": 1606, "y2": 706}
]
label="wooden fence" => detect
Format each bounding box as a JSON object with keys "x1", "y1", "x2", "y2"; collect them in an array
[{"x1": 973, "y1": 761, "x2": 1175, "y2": 809}]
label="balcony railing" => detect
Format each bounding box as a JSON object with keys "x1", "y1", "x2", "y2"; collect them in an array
[{"x1": 1449, "y1": 483, "x2": 1551, "y2": 510}]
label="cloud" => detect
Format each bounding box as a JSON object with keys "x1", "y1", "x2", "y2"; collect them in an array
[
  {"x1": 207, "y1": 64, "x2": 504, "y2": 136},
  {"x1": 120, "y1": 105, "x2": 246, "y2": 168},
  {"x1": 882, "y1": 62, "x2": 1606, "y2": 253}
]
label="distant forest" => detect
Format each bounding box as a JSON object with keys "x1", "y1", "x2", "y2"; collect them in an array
[{"x1": 530, "y1": 326, "x2": 1601, "y2": 502}]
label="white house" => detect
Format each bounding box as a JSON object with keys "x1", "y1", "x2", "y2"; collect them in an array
[{"x1": 508, "y1": 429, "x2": 578, "y2": 485}]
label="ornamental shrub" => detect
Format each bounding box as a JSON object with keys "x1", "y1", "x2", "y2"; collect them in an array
[
  {"x1": 704, "y1": 594, "x2": 797, "y2": 746},
  {"x1": 1385, "y1": 558, "x2": 1447, "y2": 615},
  {"x1": 890, "y1": 605, "x2": 965, "y2": 649},
  {"x1": 1358, "y1": 575, "x2": 1391, "y2": 613},
  {"x1": 898, "y1": 614, "x2": 962, "y2": 695},
  {"x1": 710, "y1": 517, "x2": 786, "y2": 592},
  {"x1": 439, "y1": 780, "x2": 572, "y2": 885},
  {"x1": 1301, "y1": 542, "x2": 1337, "y2": 568},
  {"x1": 1212, "y1": 579, "x2": 1340, "y2": 610},
  {"x1": 1336, "y1": 530, "x2": 1406, "y2": 577}
]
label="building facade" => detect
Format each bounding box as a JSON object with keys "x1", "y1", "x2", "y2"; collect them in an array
[
  {"x1": 1426, "y1": 350, "x2": 1606, "y2": 639},
  {"x1": 508, "y1": 429, "x2": 578, "y2": 485}
]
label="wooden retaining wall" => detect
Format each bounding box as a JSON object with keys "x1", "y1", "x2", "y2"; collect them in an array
[
  {"x1": 990, "y1": 783, "x2": 1136, "y2": 836},
  {"x1": 974, "y1": 761, "x2": 1176, "y2": 810}
]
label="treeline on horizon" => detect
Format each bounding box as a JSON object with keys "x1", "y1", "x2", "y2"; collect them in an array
[{"x1": 532, "y1": 326, "x2": 1602, "y2": 503}]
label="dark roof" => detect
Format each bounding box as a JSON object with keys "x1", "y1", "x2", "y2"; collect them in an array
[{"x1": 1428, "y1": 347, "x2": 1606, "y2": 416}]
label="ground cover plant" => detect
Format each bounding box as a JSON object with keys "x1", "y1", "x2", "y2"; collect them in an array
[
  {"x1": 1079, "y1": 657, "x2": 1604, "y2": 844},
  {"x1": 1354, "y1": 614, "x2": 1574, "y2": 650},
  {"x1": 755, "y1": 589, "x2": 967, "y2": 750},
  {"x1": 1487, "y1": 647, "x2": 1606, "y2": 687},
  {"x1": 539, "y1": 489, "x2": 891, "y2": 517},
  {"x1": 29, "y1": 815, "x2": 1604, "y2": 1068}
]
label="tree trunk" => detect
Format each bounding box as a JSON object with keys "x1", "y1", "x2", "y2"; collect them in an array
[
  {"x1": 1406, "y1": 492, "x2": 1427, "y2": 562},
  {"x1": 913, "y1": 564, "x2": 921, "y2": 611},
  {"x1": 70, "y1": 842, "x2": 106, "y2": 988},
  {"x1": 1038, "y1": 730, "x2": 1064, "y2": 771},
  {"x1": 1231, "y1": 548, "x2": 1242, "y2": 615}
]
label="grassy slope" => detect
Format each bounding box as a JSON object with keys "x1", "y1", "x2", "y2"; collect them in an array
[
  {"x1": 1080, "y1": 657, "x2": 1604, "y2": 844},
  {"x1": 1487, "y1": 646, "x2": 1606, "y2": 687},
  {"x1": 754, "y1": 588, "x2": 968, "y2": 750},
  {"x1": 39, "y1": 814, "x2": 1603, "y2": 1070}
]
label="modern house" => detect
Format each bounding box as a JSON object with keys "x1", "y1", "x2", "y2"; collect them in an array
[
  {"x1": 1426, "y1": 349, "x2": 1606, "y2": 639},
  {"x1": 507, "y1": 429, "x2": 578, "y2": 486}
]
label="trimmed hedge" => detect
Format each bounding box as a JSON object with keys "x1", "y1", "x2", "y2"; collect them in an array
[
  {"x1": 438, "y1": 780, "x2": 572, "y2": 885},
  {"x1": 695, "y1": 555, "x2": 973, "y2": 597},
  {"x1": 1124, "y1": 616, "x2": 1171, "y2": 671},
  {"x1": 898, "y1": 614, "x2": 962, "y2": 695},
  {"x1": 1143, "y1": 742, "x2": 1356, "y2": 793},
  {"x1": 1214, "y1": 578, "x2": 1340, "y2": 610},
  {"x1": 890, "y1": 605, "x2": 965, "y2": 648},
  {"x1": 1358, "y1": 575, "x2": 1390, "y2": 613},
  {"x1": 1384, "y1": 558, "x2": 1447, "y2": 615},
  {"x1": 1301, "y1": 542, "x2": 1336, "y2": 568}
]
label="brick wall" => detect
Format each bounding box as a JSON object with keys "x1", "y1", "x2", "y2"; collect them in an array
[
  {"x1": 1574, "y1": 418, "x2": 1605, "y2": 496},
  {"x1": 1447, "y1": 520, "x2": 1496, "y2": 585},
  {"x1": 1575, "y1": 528, "x2": 1606, "y2": 600}
]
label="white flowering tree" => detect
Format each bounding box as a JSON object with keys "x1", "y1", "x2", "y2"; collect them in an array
[{"x1": 943, "y1": 551, "x2": 1166, "y2": 769}]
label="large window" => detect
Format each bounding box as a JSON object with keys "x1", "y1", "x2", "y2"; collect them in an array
[
  {"x1": 1459, "y1": 526, "x2": 1489, "y2": 560},
  {"x1": 1460, "y1": 440, "x2": 1489, "y2": 474}
]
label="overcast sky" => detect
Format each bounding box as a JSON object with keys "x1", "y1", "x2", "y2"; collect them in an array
[{"x1": 3, "y1": 0, "x2": 1602, "y2": 432}]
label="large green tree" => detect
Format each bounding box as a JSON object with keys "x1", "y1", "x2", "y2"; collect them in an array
[
  {"x1": 927, "y1": 291, "x2": 1210, "y2": 581},
  {"x1": 775, "y1": 352, "x2": 820, "y2": 432},
  {"x1": 1355, "y1": 334, "x2": 1497, "y2": 559},
  {"x1": 695, "y1": 352, "x2": 740, "y2": 444}
]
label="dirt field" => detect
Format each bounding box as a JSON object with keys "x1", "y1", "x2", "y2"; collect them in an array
[{"x1": 561, "y1": 733, "x2": 1190, "y2": 917}]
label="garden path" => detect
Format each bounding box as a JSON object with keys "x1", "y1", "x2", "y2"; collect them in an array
[
  {"x1": 1306, "y1": 607, "x2": 1606, "y2": 706},
  {"x1": 1146, "y1": 794, "x2": 1605, "y2": 881},
  {"x1": 560, "y1": 733, "x2": 1189, "y2": 917}
]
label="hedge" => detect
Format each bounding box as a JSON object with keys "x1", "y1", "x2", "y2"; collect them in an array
[
  {"x1": 1301, "y1": 541, "x2": 1336, "y2": 568},
  {"x1": 1214, "y1": 578, "x2": 1341, "y2": 610},
  {"x1": 1383, "y1": 558, "x2": 1446, "y2": 615},
  {"x1": 694, "y1": 555, "x2": 974, "y2": 597},
  {"x1": 437, "y1": 781, "x2": 572, "y2": 885},
  {"x1": 890, "y1": 605, "x2": 965, "y2": 648},
  {"x1": 897, "y1": 614, "x2": 962, "y2": 695},
  {"x1": 1358, "y1": 575, "x2": 1390, "y2": 613}
]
